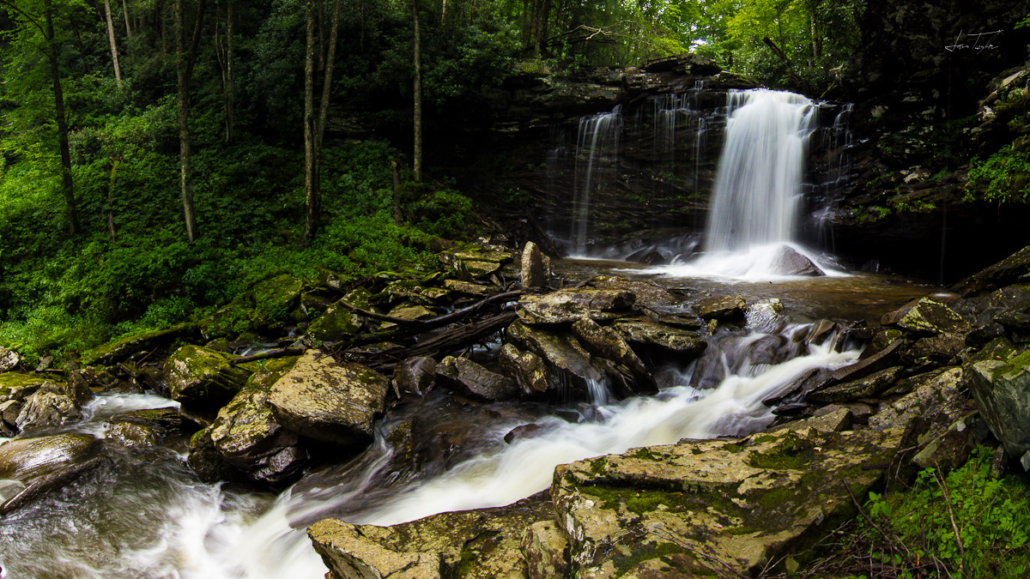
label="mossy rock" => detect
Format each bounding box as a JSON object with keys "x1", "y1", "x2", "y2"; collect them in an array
[
  {"x1": 163, "y1": 345, "x2": 252, "y2": 408},
  {"x1": 84, "y1": 323, "x2": 196, "y2": 366},
  {"x1": 307, "y1": 301, "x2": 362, "y2": 342},
  {"x1": 0, "y1": 373, "x2": 52, "y2": 403},
  {"x1": 251, "y1": 274, "x2": 304, "y2": 317}
]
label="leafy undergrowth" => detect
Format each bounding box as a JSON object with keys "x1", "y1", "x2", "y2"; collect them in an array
[
  {"x1": 765, "y1": 447, "x2": 1030, "y2": 579},
  {"x1": 0, "y1": 99, "x2": 478, "y2": 365}
]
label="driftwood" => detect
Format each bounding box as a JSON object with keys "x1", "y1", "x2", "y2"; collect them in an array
[{"x1": 230, "y1": 347, "x2": 305, "y2": 366}]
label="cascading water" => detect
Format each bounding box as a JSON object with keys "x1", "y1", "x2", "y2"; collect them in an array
[
  {"x1": 571, "y1": 106, "x2": 622, "y2": 256},
  {"x1": 705, "y1": 90, "x2": 817, "y2": 252}
]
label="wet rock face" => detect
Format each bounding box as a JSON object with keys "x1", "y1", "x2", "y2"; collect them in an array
[
  {"x1": 393, "y1": 357, "x2": 437, "y2": 397},
  {"x1": 552, "y1": 426, "x2": 904, "y2": 578},
  {"x1": 16, "y1": 382, "x2": 82, "y2": 433},
  {"x1": 612, "y1": 319, "x2": 707, "y2": 357},
  {"x1": 163, "y1": 345, "x2": 252, "y2": 407},
  {"x1": 695, "y1": 294, "x2": 746, "y2": 321},
  {"x1": 435, "y1": 356, "x2": 520, "y2": 402},
  {"x1": 308, "y1": 496, "x2": 554, "y2": 579},
  {"x1": 808, "y1": 366, "x2": 904, "y2": 403},
  {"x1": 0, "y1": 347, "x2": 20, "y2": 372},
  {"x1": 210, "y1": 387, "x2": 307, "y2": 485},
  {"x1": 268, "y1": 350, "x2": 389, "y2": 447},
  {"x1": 891, "y1": 298, "x2": 971, "y2": 334},
  {"x1": 771, "y1": 246, "x2": 824, "y2": 276},
  {"x1": 499, "y1": 344, "x2": 553, "y2": 396},
  {"x1": 0, "y1": 433, "x2": 105, "y2": 515}
]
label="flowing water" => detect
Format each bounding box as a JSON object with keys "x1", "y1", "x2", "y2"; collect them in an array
[{"x1": 0, "y1": 89, "x2": 933, "y2": 578}]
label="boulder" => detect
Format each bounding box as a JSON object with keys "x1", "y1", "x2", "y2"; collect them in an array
[
  {"x1": 521, "y1": 241, "x2": 551, "y2": 289},
  {"x1": 84, "y1": 324, "x2": 196, "y2": 366},
  {"x1": 586, "y1": 277, "x2": 678, "y2": 308},
  {"x1": 499, "y1": 344, "x2": 554, "y2": 396},
  {"x1": 435, "y1": 356, "x2": 520, "y2": 402},
  {"x1": 572, "y1": 319, "x2": 656, "y2": 394},
  {"x1": 522, "y1": 519, "x2": 569, "y2": 579},
  {"x1": 968, "y1": 348, "x2": 1030, "y2": 462},
  {"x1": 552, "y1": 426, "x2": 904, "y2": 577},
  {"x1": 0, "y1": 346, "x2": 20, "y2": 372},
  {"x1": 772, "y1": 407, "x2": 853, "y2": 433},
  {"x1": 911, "y1": 417, "x2": 976, "y2": 473},
  {"x1": 163, "y1": 345, "x2": 252, "y2": 407},
  {"x1": 0, "y1": 372, "x2": 55, "y2": 404},
  {"x1": 187, "y1": 426, "x2": 242, "y2": 483},
  {"x1": 393, "y1": 357, "x2": 437, "y2": 397},
  {"x1": 107, "y1": 421, "x2": 161, "y2": 448},
  {"x1": 268, "y1": 350, "x2": 389, "y2": 446},
  {"x1": 518, "y1": 288, "x2": 635, "y2": 325},
  {"x1": 613, "y1": 319, "x2": 708, "y2": 357},
  {"x1": 0, "y1": 400, "x2": 21, "y2": 436},
  {"x1": 251, "y1": 274, "x2": 305, "y2": 319},
  {"x1": 210, "y1": 387, "x2": 307, "y2": 484},
  {"x1": 16, "y1": 382, "x2": 82, "y2": 432},
  {"x1": 695, "y1": 294, "x2": 745, "y2": 321},
  {"x1": 890, "y1": 298, "x2": 971, "y2": 334},
  {"x1": 0, "y1": 433, "x2": 105, "y2": 515},
  {"x1": 506, "y1": 322, "x2": 605, "y2": 397},
  {"x1": 308, "y1": 496, "x2": 553, "y2": 579},
  {"x1": 869, "y1": 367, "x2": 973, "y2": 442},
  {"x1": 444, "y1": 279, "x2": 495, "y2": 296},
  {"x1": 807, "y1": 366, "x2": 903, "y2": 403},
  {"x1": 771, "y1": 246, "x2": 825, "y2": 276},
  {"x1": 307, "y1": 301, "x2": 362, "y2": 342}
]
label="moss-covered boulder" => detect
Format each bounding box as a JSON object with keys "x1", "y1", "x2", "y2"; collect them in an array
[
  {"x1": 210, "y1": 386, "x2": 307, "y2": 485},
  {"x1": 807, "y1": 366, "x2": 903, "y2": 403},
  {"x1": 868, "y1": 367, "x2": 973, "y2": 443},
  {"x1": 84, "y1": 324, "x2": 196, "y2": 366},
  {"x1": 307, "y1": 301, "x2": 362, "y2": 342},
  {"x1": 187, "y1": 426, "x2": 243, "y2": 483},
  {"x1": 506, "y1": 321, "x2": 604, "y2": 397},
  {"x1": 552, "y1": 426, "x2": 904, "y2": 578},
  {"x1": 163, "y1": 345, "x2": 252, "y2": 407},
  {"x1": 968, "y1": 346, "x2": 1030, "y2": 464},
  {"x1": 499, "y1": 344, "x2": 554, "y2": 396},
  {"x1": 268, "y1": 350, "x2": 389, "y2": 447},
  {"x1": 0, "y1": 373, "x2": 51, "y2": 404},
  {"x1": 251, "y1": 274, "x2": 305, "y2": 319},
  {"x1": 695, "y1": 294, "x2": 746, "y2": 321},
  {"x1": 892, "y1": 298, "x2": 971, "y2": 334},
  {"x1": 444, "y1": 279, "x2": 495, "y2": 296},
  {"x1": 307, "y1": 495, "x2": 553, "y2": 579},
  {"x1": 435, "y1": 356, "x2": 519, "y2": 402}
]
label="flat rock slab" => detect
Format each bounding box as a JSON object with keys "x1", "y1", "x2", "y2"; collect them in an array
[
  {"x1": 968, "y1": 346, "x2": 1030, "y2": 460},
  {"x1": 892, "y1": 298, "x2": 971, "y2": 334},
  {"x1": 613, "y1": 319, "x2": 707, "y2": 356},
  {"x1": 518, "y1": 288, "x2": 635, "y2": 325},
  {"x1": 695, "y1": 294, "x2": 746, "y2": 321},
  {"x1": 436, "y1": 356, "x2": 519, "y2": 401},
  {"x1": 268, "y1": 350, "x2": 389, "y2": 446},
  {"x1": 308, "y1": 496, "x2": 553, "y2": 579},
  {"x1": 552, "y1": 426, "x2": 904, "y2": 578}
]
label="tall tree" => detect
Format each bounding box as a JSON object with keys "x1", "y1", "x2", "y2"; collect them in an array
[
  {"x1": 412, "y1": 0, "x2": 422, "y2": 182},
  {"x1": 174, "y1": 0, "x2": 206, "y2": 242},
  {"x1": 214, "y1": 0, "x2": 234, "y2": 144},
  {"x1": 301, "y1": 0, "x2": 341, "y2": 244},
  {"x1": 101, "y1": 0, "x2": 122, "y2": 87}
]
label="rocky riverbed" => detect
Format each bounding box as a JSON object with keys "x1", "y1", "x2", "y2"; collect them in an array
[{"x1": 2, "y1": 240, "x2": 1030, "y2": 578}]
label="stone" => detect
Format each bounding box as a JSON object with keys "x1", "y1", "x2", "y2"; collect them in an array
[
  {"x1": 84, "y1": 324, "x2": 195, "y2": 366},
  {"x1": 107, "y1": 421, "x2": 161, "y2": 448},
  {"x1": 953, "y1": 246, "x2": 1030, "y2": 297},
  {"x1": 911, "y1": 418, "x2": 975, "y2": 473},
  {"x1": 518, "y1": 288, "x2": 635, "y2": 325},
  {"x1": 379, "y1": 304, "x2": 436, "y2": 330},
  {"x1": 808, "y1": 366, "x2": 903, "y2": 403},
  {"x1": 613, "y1": 320, "x2": 708, "y2": 357},
  {"x1": 0, "y1": 373, "x2": 50, "y2": 403},
  {"x1": 163, "y1": 345, "x2": 252, "y2": 407},
  {"x1": 268, "y1": 350, "x2": 389, "y2": 446},
  {"x1": 251, "y1": 274, "x2": 305, "y2": 318},
  {"x1": 771, "y1": 246, "x2": 825, "y2": 276},
  {"x1": 506, "y1": 322, "x2": 604, "y2": 396},
  {"x1": 16, "y1": 382, "x2": 82, "y2": 432},
  {"x1": 521, "y1": 241, "x2": 550, "y2": 289},
  {"x1": 772, "y1": 407, "x2": 853, "y2": 433},
  {"x1": 0, "y1": 400, "x2": 22, "y2": 433},
  {"x1": 435, "y1": 356, "x2": 520, "y2": 402},
  {"x1": 187, "y1": 426, "x2": 242, "y2": 483},
  {"x1": 499, "y1": 344, "x2": 554, "y2": 396},
  {"x1": 831, "y1": 338, "x2": 904, "y2": 383},
  {"x1": 695, "y1": 294, "x2": 745, "y2": 321},
  {"x1": 308, "y1": 496, "x2": 552, "y2": 579},
  {"x1": 307, "y1": 301, "x2": 362, "y2": 342},
  {"x1": 814, "y1": 402, "x2": 874, "y2": 424},
  {"x1": 894, "y1": 298, "x2": 971, "y2": 334},
  {"x1": 572, "y1": 319, "x2": 656, "y2": 394},
  {"x1": 0, "y1": 346, "x2": 20, "y2": 372},
  {"x1": 968, "y1": 349, "x2": 1030, "y2": 460},
  {"x1": 0, "y1": 433, "x2": 105, "y2": 515},
  {"x1": 904, "y1": 332, "x2": 966, "y2": 367},
  {"x1": 586, "y1": 277, "x2": 678, "y2": 308},
  {"x1": 393, "y1": 357, "x2": 438, "y2": 397},
  {"x1": 869, "y1": 367, "x2": 973, "y2": 442},
  {"x1": 522, "y1": 520, "x2": 569, "y2": 579},
  {"x1": 552, "y1": 427, "x2": 904, "y2": 578},
  {"x1": 210, "y1": 387, "x2": 307, "y2": 485},
  {"x1": 444, "y1": 279, "x2": 495, "y2": 296}
]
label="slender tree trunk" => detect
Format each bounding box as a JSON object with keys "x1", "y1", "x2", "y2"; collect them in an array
[
  {"x1": 440, "y1": 0, "x2": 446, "y2": 26},
  {"x1": 175, "y1": 0, "x2": 206, "y2": 242},
  {"x1": 391, "y1": 160, "x2": 402, "y2": 226},
  {"x1": 43, "y1": 0, "x2": 77, "y2": 235},
  {"x1": 302, "y1": 0, "x2": 317, "y2": 244},
  {"x1": 412, "y1": 0, "x2": 422, "y2": 182},
  {"x1": 302, "y1": 0, "x2": 341, "y2": 244},
  {"x1": 102, "y1": 0, "x2": 122, "y2": 87},
  {"x1": 214, "y1": 0, "x2": 234, "y2": 144},
  {"x1": 810, "y1": 4, "x2": 820, "y2": 60}
]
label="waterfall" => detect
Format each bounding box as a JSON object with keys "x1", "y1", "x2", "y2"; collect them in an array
[
  {"x1": 571, "y1": 106, "x2": 622, "y2": 256},
  {"x1": 705, "y1": 90, "x2": 817, "y2": 252}
]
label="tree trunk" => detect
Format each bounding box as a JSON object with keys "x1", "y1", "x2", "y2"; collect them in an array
[
  {"x1": 412, "y1": 0, "x2": 422, "y2": 182},
  {"x1": 43, "y1": 0, "x2": 77, "y2": 235},
  {"x1": 302, "y1": 0, "x2": 341, "y2": 244},
  {"x1": 302, "y1": 0, "x2": 317, "y2": 244},
  {"x1": 391, "y1": 160, "x2": 402, "y2": 225},
  {"x1": 102, "y1": 0, "x2": 122, "y2": 87},
  {"x1": 810, "y1": 5, "x2": 820, "y2": 60},
  {"x1": 175, "y1": 0, "x2": 206, "y2": 242},
  {"x1": 108, "y1": 158, "x2": 120, "y2": 241},
  {"x1": 122, "y1": 0, "x2": 132, "y2": 49},
  {"x1": 214, "y1": 0, "x2": 234, "y2": 144},
  {"x1": 440, "y1": 0, "x2": 446, "y2": 25}
]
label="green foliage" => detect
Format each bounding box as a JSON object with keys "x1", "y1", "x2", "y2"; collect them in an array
[
  {"x1": 861, "y1": 448, "x2": 1030, "y2": 578},
  {"x1": 965, "y1": 145, "x2": 1030, "y2": 204}
]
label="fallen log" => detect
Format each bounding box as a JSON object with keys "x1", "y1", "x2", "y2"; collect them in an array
[{"x1": 230, "y1": 348, "x2": 305, "y2": 366}]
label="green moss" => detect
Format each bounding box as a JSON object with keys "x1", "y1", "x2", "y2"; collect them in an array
[
  {"x1": 722, "y1": 443, "x2": 743, "y2": 454},
  {"x1": 588, "y1": 457, "x2": 608, "y2": 476},
  {"x1": 629, "y1": 448, "x2": 660, "y2": 461},
  {"x1": 755, "y1": 486, "x2": 798, "y2": 511},
  {"x1": 612, "y1": 541, "x2": 687, "y2": 577},
  {"x1": 747, "y1": 432, "x2": 816, "y2": 470},
  {"x1": 994, "y1": 349, "x2": 1030, "y2": 379}
]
